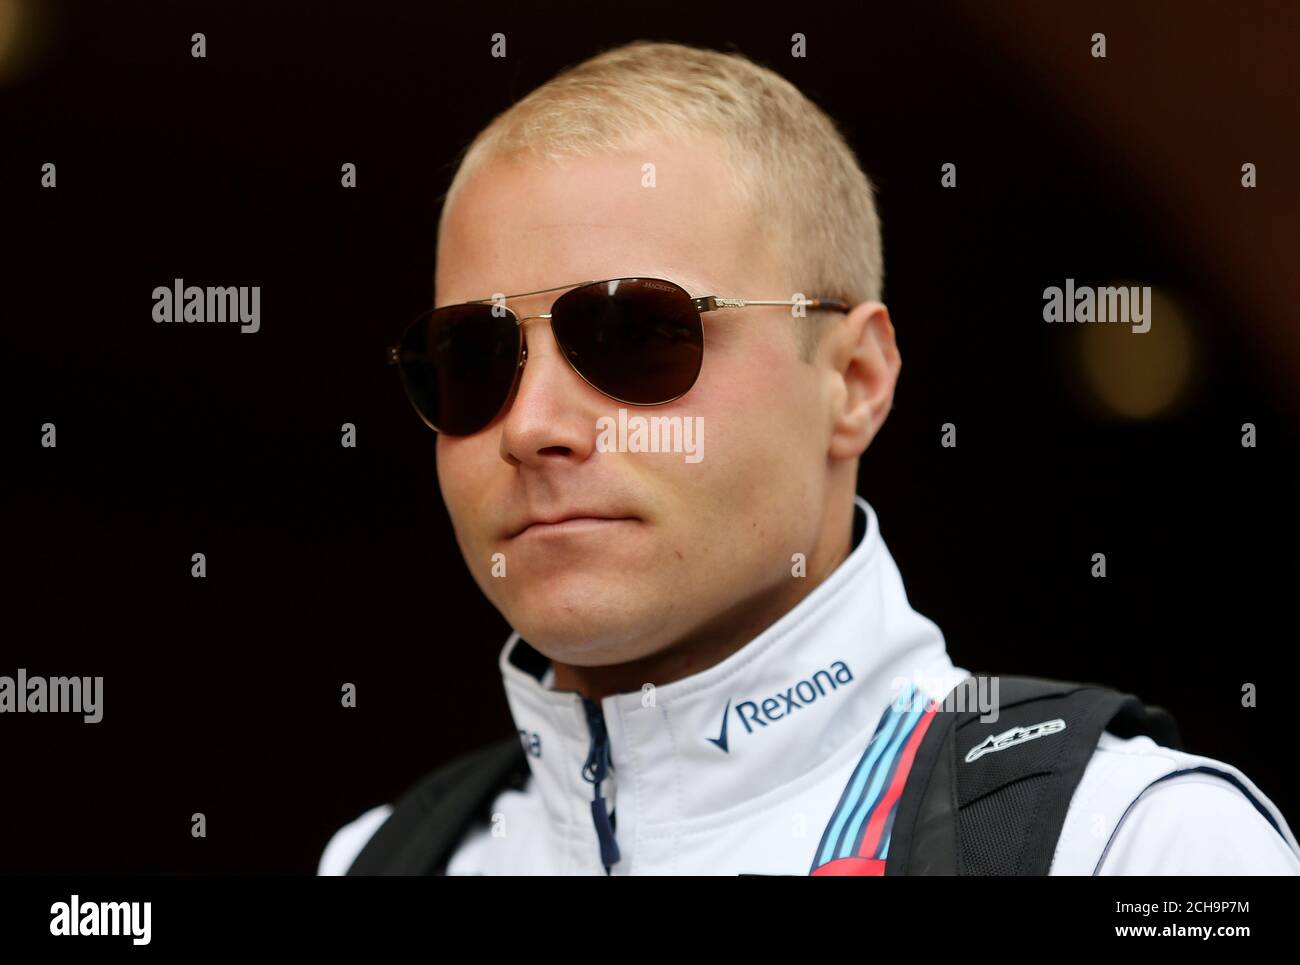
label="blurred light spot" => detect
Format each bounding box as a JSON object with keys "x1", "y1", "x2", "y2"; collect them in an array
[
  {"x1": 1078, "y1": 285, "x2": 1198, "y2": 419},
  {"x1": 0, "y1": 0, "x2": 50, "y2": 86}
]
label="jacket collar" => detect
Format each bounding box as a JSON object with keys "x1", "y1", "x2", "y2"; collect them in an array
[{"x1": 497, "y1": 495, "x2": 967, "y2": 833}]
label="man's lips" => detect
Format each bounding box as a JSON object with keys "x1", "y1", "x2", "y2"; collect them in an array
[{"x1": 508, "y1": 514, "x2": 640, "y2": 539}]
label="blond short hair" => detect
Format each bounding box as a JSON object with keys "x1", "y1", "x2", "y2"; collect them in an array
[{"x1": 442, "y1": 41, "x2": 882, "y2": 357}]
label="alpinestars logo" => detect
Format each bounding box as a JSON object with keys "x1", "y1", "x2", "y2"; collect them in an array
[
  {"x1": 964, "y1": 718, "x2": 1067, "y2": 763},
  {"x1": 707, "y1": 661, "x2": 854, "y2": 753}
]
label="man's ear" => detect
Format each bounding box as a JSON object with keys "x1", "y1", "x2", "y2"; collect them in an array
[{"x1": 825, "y1": 301, "x2": 899, "y2": 461}]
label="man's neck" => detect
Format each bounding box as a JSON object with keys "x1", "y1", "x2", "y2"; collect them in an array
[{"x1": 549, "y1": 515, "x2": 854, "y2": 702}]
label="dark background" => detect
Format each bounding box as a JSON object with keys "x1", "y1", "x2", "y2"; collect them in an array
[{"x1": 2, "y1": 0, "x2": 1297, "y2": 872}]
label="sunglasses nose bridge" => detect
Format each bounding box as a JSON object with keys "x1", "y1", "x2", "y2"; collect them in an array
[{"x1": 511, "y1": 312, "x2": 554, "y2": 370}]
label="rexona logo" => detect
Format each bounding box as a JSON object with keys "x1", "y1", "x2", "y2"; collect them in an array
[{"x1": 707, "y1": 661, "x2": 854, "y2": 753}]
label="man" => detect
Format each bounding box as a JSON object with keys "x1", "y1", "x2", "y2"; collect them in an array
[{"x1": 320, "y1": 41, "x2": 1299, "y2": 875}]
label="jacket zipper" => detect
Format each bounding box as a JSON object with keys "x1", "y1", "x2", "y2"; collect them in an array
[{"x1": 580, "y1": 695, "x2": 621, "y2": 874}]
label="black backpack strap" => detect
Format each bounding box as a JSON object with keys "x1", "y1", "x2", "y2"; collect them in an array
[
  {"x1": 346, "y1": 736, "x2": 530, "y2": 875},
  {"x1": 885, "y1": 674, "x2": 1182, "y2": 876}
]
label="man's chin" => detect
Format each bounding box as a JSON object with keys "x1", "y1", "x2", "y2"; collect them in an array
[{"x1": 500, "y1": 588, "x2": 665, "y2": 662}]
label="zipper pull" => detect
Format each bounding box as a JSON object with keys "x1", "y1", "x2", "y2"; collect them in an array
[{"x1": 581, "y1": 696, "x2": 621, "y2": 873}]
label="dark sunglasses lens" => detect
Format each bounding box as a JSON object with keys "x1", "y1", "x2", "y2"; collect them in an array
[
  {"x1": 397, "y1": 304, "x2": 519, "y2": 434},
  {"x1": 551, "y1": 278, "x2": 703, "y2": 404}
]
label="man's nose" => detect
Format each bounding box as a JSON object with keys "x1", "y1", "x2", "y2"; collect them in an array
[
  {"x1": 497, "y1": 313, "x2": 598, "y2": 465},
  {"x1": 509, "y1": 313, "x2": 578, "y2": 405}
]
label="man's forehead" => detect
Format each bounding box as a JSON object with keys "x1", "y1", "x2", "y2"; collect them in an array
[
  {"x1": 440, "y1": 151, "x2": 747, "y2": 241},
  {"x1": 435, "y1": 143, "x2": 764, "y2": 304},
  {"x1": 436, "y1": 217, "x2": 743, "y2": 308}
]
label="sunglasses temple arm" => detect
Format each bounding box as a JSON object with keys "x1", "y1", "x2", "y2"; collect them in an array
[{"x1": 694, "y1": 296, "x2": 852, "y2": 314}]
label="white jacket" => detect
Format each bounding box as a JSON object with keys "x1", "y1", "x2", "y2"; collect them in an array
[{"x1": 320, "y1": 496, "x2": 1300, "y2": 875}]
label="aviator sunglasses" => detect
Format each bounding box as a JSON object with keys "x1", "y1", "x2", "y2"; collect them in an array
[{"x1": 387, "y1": 277, "x2": 851, "y2": 435}]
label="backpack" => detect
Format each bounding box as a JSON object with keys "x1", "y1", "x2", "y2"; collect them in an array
[{"x1": 345, "y1": 674, "x2": 1182, "y2": 875}]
